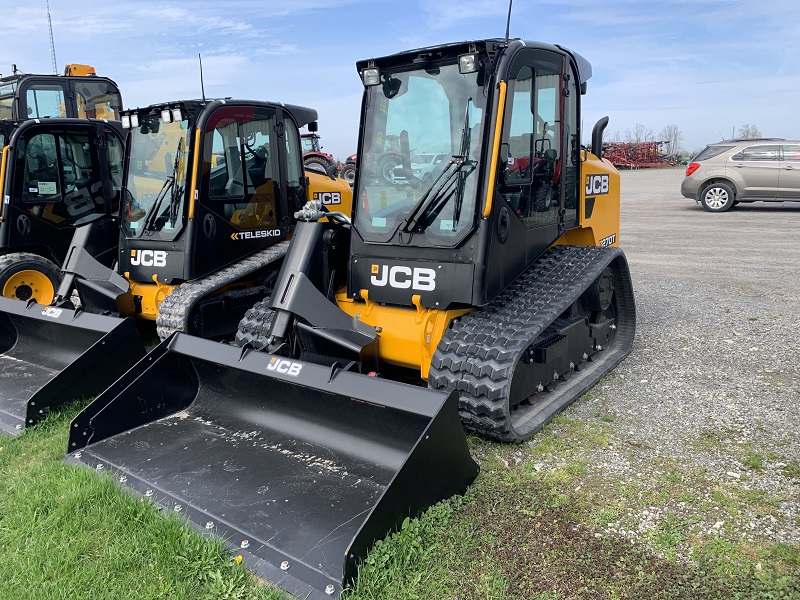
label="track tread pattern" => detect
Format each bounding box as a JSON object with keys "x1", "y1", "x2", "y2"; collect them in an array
[
  {"x1": 234, "y1": 297, "x2": 274, "y2": 349},
  {"x1": 428, "y1": 245, "x2": 628, "y2": 442},
  {"x1": 156, "y1": 242, "x2": 288, "y2": 340}
]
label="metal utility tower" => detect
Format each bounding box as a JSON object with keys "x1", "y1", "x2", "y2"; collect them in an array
[{"x1": 46, "y1": 0, "x2": 58, "y2": 74}]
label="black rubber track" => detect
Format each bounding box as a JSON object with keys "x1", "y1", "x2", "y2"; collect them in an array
[
  {"x1": 428, "y1": 245, "x2": 636, "y2": 442},
  {"x1": 156, "y1": 242, "x2": 288, "y2": 340}
]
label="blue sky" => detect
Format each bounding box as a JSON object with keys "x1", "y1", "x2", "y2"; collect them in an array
[{"x1": 2, "y1": 0, "x2": 799, "y2": 159}]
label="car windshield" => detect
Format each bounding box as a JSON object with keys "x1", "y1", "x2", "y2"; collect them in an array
[
  {"x1": 122, "y1": 115, "x2": 191, "y2": 241},
  {"x1": 355, "y1": 62, "x2": 485, "y2": 246}
]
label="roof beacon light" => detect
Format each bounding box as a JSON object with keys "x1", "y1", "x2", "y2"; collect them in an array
[
  {"x1": 458, "y1": 54, "x2": 478, "y2": 74},
  {"x1": 161, "y1": 109, "x2": 172, "y2": 123},
  {"x1": 361, "y1": 67, "x2": 380, "y2": 87}
]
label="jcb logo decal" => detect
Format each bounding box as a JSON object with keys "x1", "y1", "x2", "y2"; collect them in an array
[
  {"x1": 266, "y1": 357, "x2": 302, "y2": 376},
  {"x1": 585, "y1": 174, "x2": 609, "y2": 196},
  {"x1": 313, "y1": 192, "x2": 341, "y2": 205},
  {"x1": 370, "y1": 265, "x2": 436, "y2": 291},
  {"x1": 130, "y1": 250, "x2": 167, "y2": 267},
  {"x1": 41, "y1": 307, "x2": 62, "y2": 318}
]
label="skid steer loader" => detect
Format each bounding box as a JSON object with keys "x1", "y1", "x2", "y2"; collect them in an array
[
  {"x1": 0, "y1": 98, "x2": 351, "y2": 434},
  {"x1": 68, "y1": 39, "x2": 635, "y2": 597},
  {"x1": 0, "y1": 118, "x2": 125, "y2": 305}
]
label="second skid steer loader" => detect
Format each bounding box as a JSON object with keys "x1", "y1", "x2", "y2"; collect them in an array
[
  {"x1": 0, "y1": 98, "x2": 351, "y2": 434},
  {"x1": 68, "y1": 39, "x2": 635, "y2": 597}
]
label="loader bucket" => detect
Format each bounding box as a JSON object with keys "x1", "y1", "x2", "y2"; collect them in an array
[
  {"x1": 67, "y1": 333, "x2": 478, "y2": 598},
  {"x1": 0, "y1": 297, "x2": 146, "y2": 435}
]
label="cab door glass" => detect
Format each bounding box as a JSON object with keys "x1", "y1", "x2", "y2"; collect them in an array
[
  {"x1": 501, "y1": 52, "x2": 563, "y2": 230},
  {"x1": 73, "y1": 81, "x2": 122, "y2": 120},
  {"x1": 106, "y1": 132, "x2": 124, "y2": 211},
  {"x1": 204, "y1": 109, "x2": 280, "y2": 231},
  {"x1": 18, "y1": 130, "x2": 103, "y2": 226},
  {"x1": 25, "y1": 85, "x2": 68, "y2": 118},
  {"x1": 283, "y1": 118, "x2": 307, "y2": 211}
]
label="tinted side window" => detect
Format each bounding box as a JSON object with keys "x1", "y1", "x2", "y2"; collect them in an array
[
  {"x1": 693, "y1": 145, "x2": 734, "y2": 161},
  {"x1": 782, "y1": 145, "x2": 800, "y2": 162},
  {"x1": 731, "y1": 145, "x2": 779, "y2": 161}
]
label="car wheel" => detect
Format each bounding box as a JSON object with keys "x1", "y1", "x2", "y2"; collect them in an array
[{"x1": 700, "y1": 182, "x2": 735, "y2": 212}]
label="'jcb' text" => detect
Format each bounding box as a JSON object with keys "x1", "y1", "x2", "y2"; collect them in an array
[
  {"x1": 313, "y1": 192, "x2": 342, "y2": 205},
  {"x1": 370, "y1": 265, "x2": 436, "y2": 291},
  {"x1": 266, "y1": 358, "x2": 302, "y2": 376},
  {"x1": 130, "y1": 250, "x2": 167, "y2": 267},
  {"x1": 585, "y1": 174, "x2": 609, "y2": 196}
]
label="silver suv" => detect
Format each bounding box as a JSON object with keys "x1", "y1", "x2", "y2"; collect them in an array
[{"x1": 680, "y1": 138, "x2": 800, "y2": 212}]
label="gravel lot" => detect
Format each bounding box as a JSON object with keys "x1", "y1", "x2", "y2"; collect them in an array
[{"x1": 561, "y1": 167, "x2": 800, "y2": 549}]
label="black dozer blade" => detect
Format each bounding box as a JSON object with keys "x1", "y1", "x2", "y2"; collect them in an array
[
  {"x1": 67, "y1": 333, "x2": 479, "y2": 599},
  {"x1": 0, "y1": 297, "x2": 146, "y2": 435}
]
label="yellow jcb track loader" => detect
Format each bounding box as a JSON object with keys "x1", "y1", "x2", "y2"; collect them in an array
[
  {"x1": 0, "y1": 99, "x2": 350, "y2": 434},
  {"x1": 68, "y1": 39, "x2": 635, "y2": 598}
]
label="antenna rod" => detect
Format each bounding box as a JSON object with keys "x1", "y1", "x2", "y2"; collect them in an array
[
  {"x1": 46, "y1": 0, "x2": 58, "y2": 74},
  {"x1": 198, "y1": 54, "x2": 206, "y2": 101},
  {"x1": 504, "y1": 0, "x2": 514, "y2": 42}
]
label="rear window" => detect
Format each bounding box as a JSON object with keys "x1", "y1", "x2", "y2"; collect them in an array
[
  {"x1": 731, "y1": 145, "x2": 780, "y2": 161},
  {"x1": 692, "y1": 145, "x2": 734, "y2": 162}
]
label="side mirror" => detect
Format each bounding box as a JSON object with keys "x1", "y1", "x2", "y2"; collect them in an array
[{"x1": 326, "y1": 164, "x2": 338, "y2": 180}]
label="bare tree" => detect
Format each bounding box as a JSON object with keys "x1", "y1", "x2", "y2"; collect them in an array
[
  {"x1": 624, "y1": 123, "x2": 654, "y2": 143},
  {"x1": 659, "y1": 124, "x2": 683, "y2": 156},
  {"x1": 737, "y1": 123, "x2": 762, "y2": 139}
]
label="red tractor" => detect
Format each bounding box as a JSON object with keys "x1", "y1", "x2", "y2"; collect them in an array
[{"x1": 301, "y1": 132, "x2": 335, "y2": 173}]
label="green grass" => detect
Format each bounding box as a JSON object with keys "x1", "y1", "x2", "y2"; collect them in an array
[
  {"x1": 0, "y1": 408, "x2": 283, "y2": 600},
  {"x1": 0, "y1": 408, "x2": 798, "y2": 599}
]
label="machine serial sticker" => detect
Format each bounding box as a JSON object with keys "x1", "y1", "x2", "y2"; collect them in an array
[{"x1": 600, "y1": 233, "x2": 617, "y2": 247}]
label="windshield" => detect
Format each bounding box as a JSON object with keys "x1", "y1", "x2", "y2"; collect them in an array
[
  {"x1": 122, "y1": 116, "x2": 190, "y2": 240},
  {"x1": 355, "y1": 62, "x2": 485, "y2": 246}
]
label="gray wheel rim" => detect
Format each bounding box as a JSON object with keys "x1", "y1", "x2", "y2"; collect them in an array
[{"x1": 705, "y1": 187, "x2": 729, "y2": 209}]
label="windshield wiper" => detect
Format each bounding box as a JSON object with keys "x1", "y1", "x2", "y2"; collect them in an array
[
  {"x1": 400, "y1": 98, "x2": 474, "y2": 235},
  {"x1": 142, "y1": 138, "x2": 184, "y2": 233}
]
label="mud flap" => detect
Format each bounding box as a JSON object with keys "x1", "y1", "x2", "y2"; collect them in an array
[
  {"x1": 67, "y1": 333, "x2": 478, "y2": 598},
  {"x1": 0, "y1": 297, "x2": 146, "y2": 435}
]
